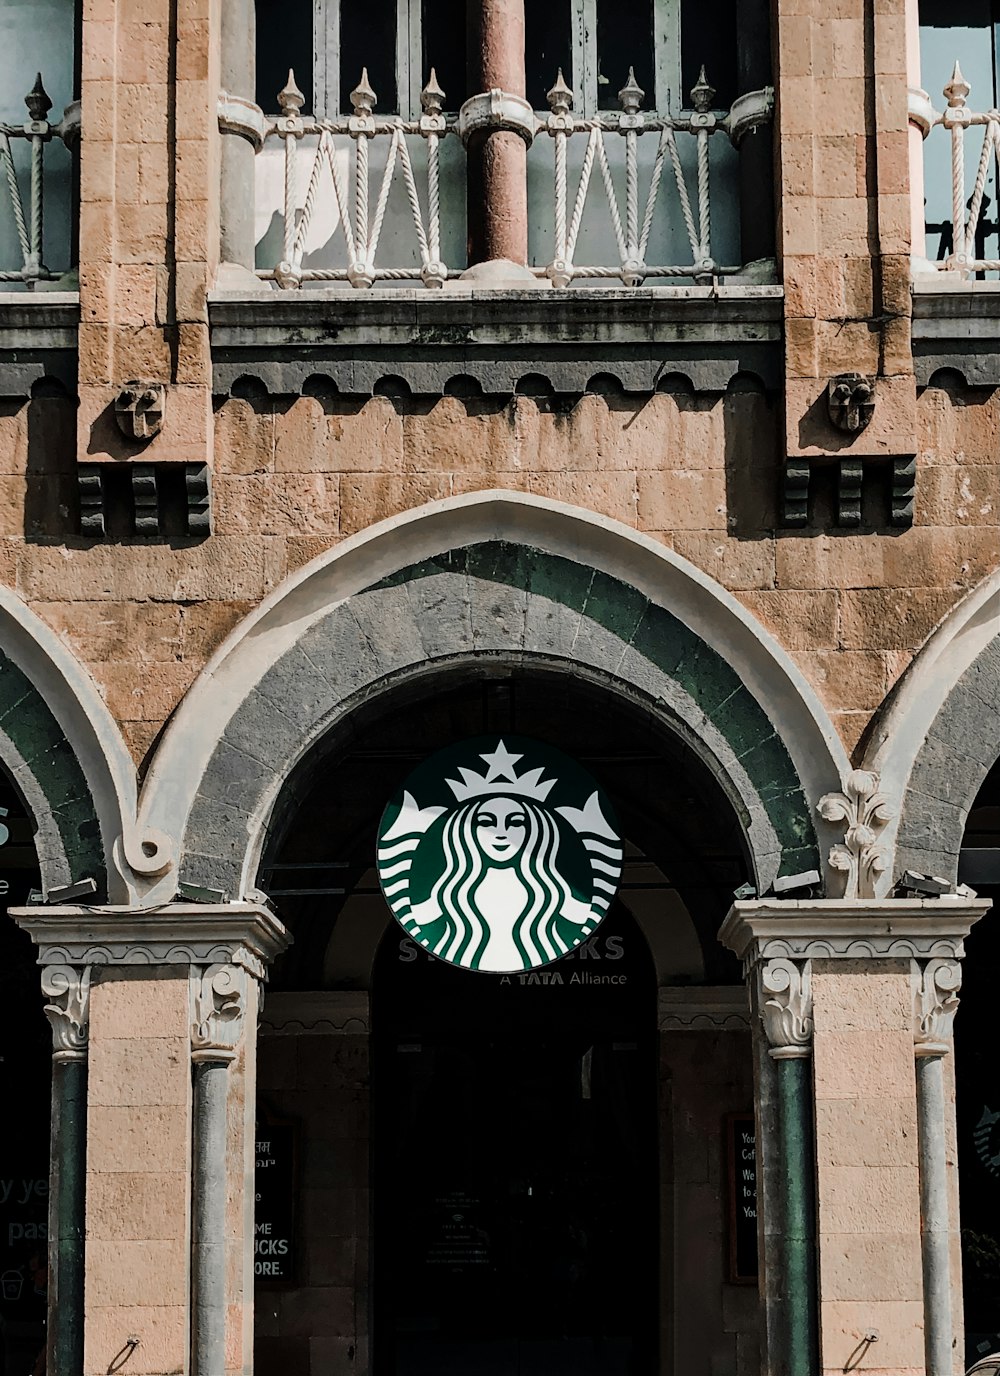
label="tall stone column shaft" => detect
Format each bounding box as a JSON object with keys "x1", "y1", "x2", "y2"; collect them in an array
[
  {"x1": 464, "y1": 0, "x2": 530, "y2": 267},
  {"x1": 41, "y1": 965, "x2": 91, "y2": 1376},
  {"x1": 219, "y1": 0, "x2": 259, "y2": 274}
]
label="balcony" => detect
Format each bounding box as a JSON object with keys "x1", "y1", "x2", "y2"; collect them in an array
[
  {"x1": 913, "y1": 64, "x2": 1000, "y2": 280},
  {"x1": 0, "y1": 74, "x2": 79, "y2": 289},
  {"x1": 250, "y1": 64, "x2": 774, "y2": 291}
]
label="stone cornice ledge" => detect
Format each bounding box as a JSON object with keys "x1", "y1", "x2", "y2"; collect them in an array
[
  {"x1": 260, "y1": 990, "x2": 370, "y2": 1036},
  {"x1": 209, "y1": 285, "x2": 785, "y2": 397},
  {"x1": 10, "y1": 901, "x2": 291, "y2": 978},
  {"x1": 911, "y1": 279, "x2": 1000, "y2": 387},
  {"x1": 0, "y1": 292, "x2": 79, "y2": 398},
  {"x1": 719, "y1": 898, "x2": 991, "y2": 968},
  {"x1": 657, "y1": 985, "x2": 750, "y2": 1031}
]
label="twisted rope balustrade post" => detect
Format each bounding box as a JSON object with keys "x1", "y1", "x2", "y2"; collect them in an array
[
  {"x1": 276, "y1": 70, "x2": 305, "y2": 289},
  {"x1": 0, "y1": 73, "x2": 74, "y2": 286}
]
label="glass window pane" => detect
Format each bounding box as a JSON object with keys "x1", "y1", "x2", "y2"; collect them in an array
[
  {"x1": 682, "y1": 0, "x2": 738, "y2": 109},
  {"x1": 423, "y1": 0, "x2": 469, "y2": 111},
  {"x1": 525, "y1": 2, "x2": 573, "y2": 110},
  {"x1": 256, "y1": 0, "x2": 312, "y2": 113},
  {"x1": 341, "y1": 0, "x2": 398, "y2": 114},
  {"x1": 596, "y1": 0, "x2": 655, "y2": 110}
]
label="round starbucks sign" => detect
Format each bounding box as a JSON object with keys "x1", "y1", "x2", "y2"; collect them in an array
[{"x1": 377, "y1": 736, "x2": 622, "y2": 973}]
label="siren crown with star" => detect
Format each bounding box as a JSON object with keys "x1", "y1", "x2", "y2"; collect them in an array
[{"x1": 446, "y1": 740, "x2": 557, "y2": 803}]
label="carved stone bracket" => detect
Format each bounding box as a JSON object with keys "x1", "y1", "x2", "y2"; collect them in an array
[
  {"x1": 41, "y1": 964, "x2": 91, "y2": 1061},
  {"x1": 190, "y1": 963, "x2": 248, "y2": 1064},
  {"x1": 817, "y1": 770, "x2": 895, "y2": 899},
  {"x1": 912, "y1": 957, "x2": 962, "y2": 1057},
  {"x1": 759, "y1": 957, "x2": 813, "y2": 1058}
]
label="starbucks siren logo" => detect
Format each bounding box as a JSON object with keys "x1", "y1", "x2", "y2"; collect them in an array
[{"x1": 377, "y1": 736, "x2": 622, "y2": 973}]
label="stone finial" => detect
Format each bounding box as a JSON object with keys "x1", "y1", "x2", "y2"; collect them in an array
[
  {"x1": 759, "y1": 958, "x2": 813, "y2": 1058},
  {"x1": 913, "y1": 958, "x2": 962, "y2": 1056},
  {"x1": 41, "y1": 965, "x2": 90, "y2": 1061},
  {"x1": 351, "y1": 68, "x2": 377, "y2": 118},
  {"x1": 817, "y1": 770, "x2": 894, "y2": 900},
  {"x1": 618, "y1": 67, "x2": 645, "y2": 114},
  {"x1": 547, "y1": 69, "x2": 574, "y2": 117},
  {"x1": 420, "y1": 68, "x2": 445, "y2": 116},
  {"x1": 190, "y1": 963, "x2": 247, "y2": 1063},
  {"x1": 944, "y1": 61, "x2": 971, "y2": 109},
  {"x1": 278, "y1": 70, "x2": 305, "y2": 117},
  {"x1": 25, "y1": 73, "x2": 52, "y2": 123},
  {"x1": 690, "y1": 66, "x2": 716, "y2": 114}
]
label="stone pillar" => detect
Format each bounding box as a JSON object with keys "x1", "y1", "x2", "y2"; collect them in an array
[
  {"x1": 735, "y1": 0, "x2": 775, "y2": 265},
  {"x1": 77, "y1": 0, "x2": 221, "y2": 466},
  {"x1": 460, "y1": 0, "x2": 534, "y2": 276},
  {"x1": 13, "y1": 903, "x2": 290, "y2": 1376},
  {"x1": 720, "y1": 897, "x2": 988, "y2": 1376},
  {"x1": 41, "y1": 964, "x2": 90, "y2": 1376}
]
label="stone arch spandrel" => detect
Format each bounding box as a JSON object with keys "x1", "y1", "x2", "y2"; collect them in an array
[
  {"x1": 0, "y1": 586, "x2": 138, "y2": 900},
  {"x1": 863, "y1": 571, "x2": 1000, "y2": 888},
  {"x1": 150, "y1": 495, "x2": 847, "y2": 903}
]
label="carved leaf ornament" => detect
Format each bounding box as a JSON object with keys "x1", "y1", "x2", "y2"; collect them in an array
[{"x1": 817, "y1": 769, "x2": 894, "y2": 899}]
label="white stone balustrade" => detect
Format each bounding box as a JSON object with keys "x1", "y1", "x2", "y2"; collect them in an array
[{"x1": 254, "y1": 64, "x2": 774, "y2": 290}]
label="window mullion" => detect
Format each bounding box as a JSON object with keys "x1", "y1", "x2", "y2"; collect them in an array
[
  {"x1": 655, "y1": 0, "x2": 680, "y2": 113},
  {"x1": 575, "y1": 0, "x2": 598, "y2": 116},
  {"x1": 315, "y1": 0, "x2": 339, "y2": 116}
]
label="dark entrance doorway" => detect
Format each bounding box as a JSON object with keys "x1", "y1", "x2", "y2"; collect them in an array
[{"x1": 373, "y1": 905, "x2": 657, "y2": 1376}]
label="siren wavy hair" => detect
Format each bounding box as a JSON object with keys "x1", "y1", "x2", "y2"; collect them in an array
[{"x1": 425, "y1": 797, "x2": 578, "y2": 970}]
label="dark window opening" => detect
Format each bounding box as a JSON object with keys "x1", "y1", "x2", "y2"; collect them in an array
[
  {"x1": 682, "y1": 0, "x2": 739, "y2": 109},
  {"x1": 423, "y1": 0, "x2": 469, "y2": 109},
  {"x1": 256, "y1": 0, "x2": 313, "y2": 113},
  {"x1": 596, "y1": 0, "x2": 655, "y2": 109},
  {"x1": 525, "y1": 2, "x2": 573, "y2": 110},
  {"x1": 340, "y1": 0, "x2": 398, "y2": 113}
]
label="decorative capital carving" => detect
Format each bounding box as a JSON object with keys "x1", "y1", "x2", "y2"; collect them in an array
[
  {"x1": 912, "y1": 957, "x2": 962, "y2": 1056},
  {"x1": 190, "y1": 963, "x2": 248, "y2": 1064},
  {"x1": 114, "y1": 382, "x2": 166, "y2": 441},
  {"x1": 827, "y1": 373, "x2": 876, "y2": 434},
  {"x1": 41, "y1": 964, "x2": 90, "y2": 1061},
  {"x1": 759, "y1": 958, "x2": 812, "y2": 1058},
  {"x1": 817, "y1": 770, "x2": 894, "y2": 899}
]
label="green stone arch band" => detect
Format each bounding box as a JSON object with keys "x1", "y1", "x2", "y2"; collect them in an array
[
  {"x1": 0, "y1": 648, "x2": 104, "y2": 893},
  {"x1": 182, "y1": 540, "x2": 819, "y2": 895}
]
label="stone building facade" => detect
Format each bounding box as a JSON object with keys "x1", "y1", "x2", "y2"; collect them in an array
[{"x1": 0, "y1": 0, "x2": 999, "y2": 1375}]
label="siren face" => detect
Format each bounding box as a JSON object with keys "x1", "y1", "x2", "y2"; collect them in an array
[
  {"x1": 377, "y1": 736, "x2": 623, "y2": 973},
  {"x1": 472, "y1": 797, "x2": 528, "y2": 862}
]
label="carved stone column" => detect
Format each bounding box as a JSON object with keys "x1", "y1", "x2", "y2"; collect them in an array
[
  {"x1": 41, "y1": 964, "x2": 90, "y2": 1376},
  {"x1": 721, "y1": 898, "x2": 988, "y2": 1376},
  {"x1": 913, "y1": 957, "x2": 963, "y2": 1376},
  {"x1": 461, "y1": 0, "x2": 534, "y2": 273},
  {"x1": 191, "y1": 962, "x2": 253, "y2": 1376},
  {"x1": 751, "y1": 954, "x2": 817, "y2": 1376}
]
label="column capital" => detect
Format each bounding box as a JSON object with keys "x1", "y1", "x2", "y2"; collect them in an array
[
  {"x1": 758, "y1": 957, "x2": 813, "y2": 1058},
  {"x1": 719, "y1": 897, "x2": 988, "y2": 971},
  {"x1": 40, "y1": 963, "x2": 91, "y2": 1061},
  {"x1": 190, "y1": 962, "x2": 249, "y2": 1064},
  {"x1": 9, "y1": 900, "x2": 291, "y2": 978},
  {"x1": 911, "y1": 956, "x2": 963, "y2": 1057}
]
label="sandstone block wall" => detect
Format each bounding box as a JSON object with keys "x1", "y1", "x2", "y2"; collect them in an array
[{"x1": 0, "y1": 379, "x2": 996, "y2": 763}]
